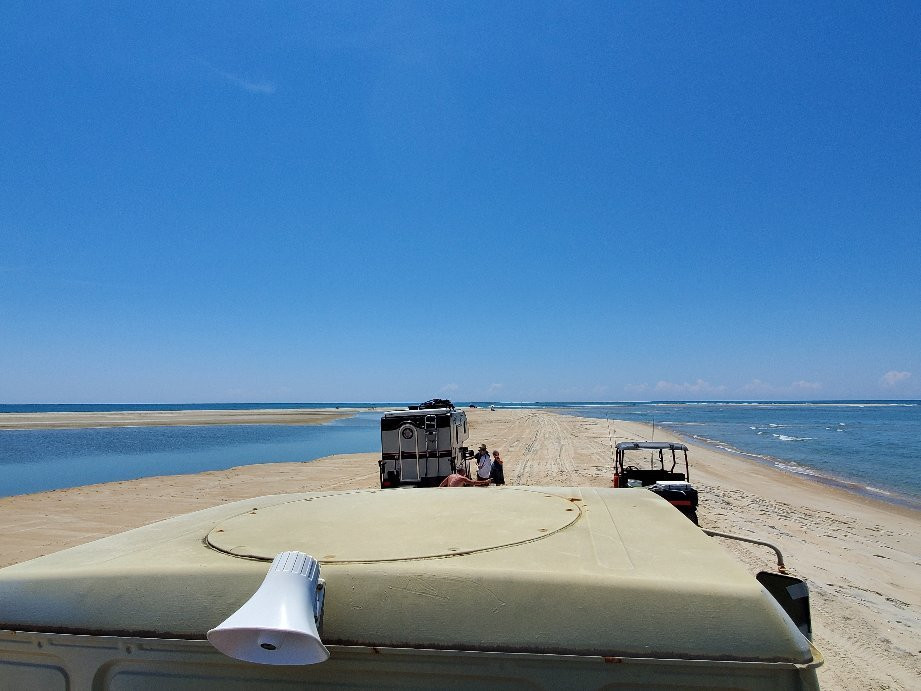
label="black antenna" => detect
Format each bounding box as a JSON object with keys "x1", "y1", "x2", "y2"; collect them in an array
[{"x1": 606, "y1": 413, "x2": 615, "y2": 467}]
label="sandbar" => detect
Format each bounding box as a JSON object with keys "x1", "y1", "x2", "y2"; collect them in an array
[{"x1": 0, "y1": 408, "x2": 355, "y2": 429}]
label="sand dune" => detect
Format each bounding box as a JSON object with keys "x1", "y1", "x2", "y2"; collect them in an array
[{"x1": 0, "y1": 407, "x2": 918, "y2": 689}]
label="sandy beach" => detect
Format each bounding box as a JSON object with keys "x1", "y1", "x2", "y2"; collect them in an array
[{"x1": 0, "y1": 407, "x2": 918, "y2": 690}]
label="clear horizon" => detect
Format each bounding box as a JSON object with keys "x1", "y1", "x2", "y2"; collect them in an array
[{"x1": 2, "y1": 2, "x2": 918, "y2": 403}]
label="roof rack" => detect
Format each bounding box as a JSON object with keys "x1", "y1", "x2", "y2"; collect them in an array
[{"x1": 409, "y1": 399, "x2": 455, "y2": 410}]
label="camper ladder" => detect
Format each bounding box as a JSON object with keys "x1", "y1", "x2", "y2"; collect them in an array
[{"x1": 424, "y1": 415, "x2": 437, "y2": 479}]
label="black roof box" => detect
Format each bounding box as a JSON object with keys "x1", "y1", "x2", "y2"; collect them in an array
[{"x1": 409, "y1": 398, "x2": 455, "y2": 410}]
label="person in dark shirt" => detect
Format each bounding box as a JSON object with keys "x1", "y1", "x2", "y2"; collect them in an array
[{"x1": 490, "y1": 449, "x2": 505, "y2": 485}]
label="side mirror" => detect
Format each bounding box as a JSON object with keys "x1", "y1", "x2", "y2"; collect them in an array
[{"x1": 757, "y1": 571, "x2": 812, "y2": 640}]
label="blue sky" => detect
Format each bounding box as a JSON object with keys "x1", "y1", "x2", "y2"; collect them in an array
[{"x1": 1, "y1": 2, "x2": 919, "y2": 403}]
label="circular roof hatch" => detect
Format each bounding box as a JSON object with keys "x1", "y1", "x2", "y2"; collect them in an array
[{"x1": 206, "y1": 489, "x2": 582, "y2": 563}]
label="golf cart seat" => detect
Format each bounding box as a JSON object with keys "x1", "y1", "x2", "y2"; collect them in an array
[{"x1": 622, "y1": 468, "x2": 686, "y2": 486}]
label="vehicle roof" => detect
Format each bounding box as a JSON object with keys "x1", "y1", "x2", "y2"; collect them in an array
[
  {"x1": 0, "y1": 488, "x2": 809, "y2": 664},
  {"x1": 616, "y1": 441, "x2": 689, "y2": 451},
  {"x1": 382, "y1": 408, "x2": 457, "y2": 417}
]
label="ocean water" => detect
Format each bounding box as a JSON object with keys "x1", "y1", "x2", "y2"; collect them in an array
[
  {"x1": 0, "y1": 412, "x2": 382, "y2": 498},
  {"x1": 548, "y1": 401, "x2": 921, "y2": 508},
  {"x1": 1, "y1": 401, "x2": 919, "y2": 508}
]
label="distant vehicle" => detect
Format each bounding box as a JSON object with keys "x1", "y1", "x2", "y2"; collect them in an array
[
  {"x1": 378, "y1": 400, "x2": 469, "y2": 488},
  {"x1": 612, "y1": 441, "x2": 699, "y2": 523},
  {"x1": 0, "y1": 487, "x2": 820, "y2": 688}
]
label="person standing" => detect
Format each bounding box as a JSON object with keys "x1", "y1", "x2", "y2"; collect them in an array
[
  {"x1": 490, "y1": 449, "x2": 505, "y2": 485},
  {"x1": 475, "y1": 444, "x2": 493, "y2": 482}
]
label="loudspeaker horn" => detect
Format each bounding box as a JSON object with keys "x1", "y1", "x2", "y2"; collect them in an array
[{"x1": 207, "y1": 551, "x2": 329, "y2": 665}]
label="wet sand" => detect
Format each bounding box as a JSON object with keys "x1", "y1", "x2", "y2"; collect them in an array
[{"x1": 0, "y1": 407, "x2": 918, "y2": 690}]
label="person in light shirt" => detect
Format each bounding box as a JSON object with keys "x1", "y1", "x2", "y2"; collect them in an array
[{"x1": 475, "y1": 444, "x2": 493, "y2": 481}]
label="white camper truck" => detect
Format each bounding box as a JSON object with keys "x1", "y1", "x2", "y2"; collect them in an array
[
  {"x1": 0, "y1": 488, "x2": 822, "y2": 689},
  {"x1": 378, "y1": 399, "x2": 469, "y2": 488}
]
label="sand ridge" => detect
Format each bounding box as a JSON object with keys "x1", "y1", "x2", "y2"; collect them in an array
[
  {"x1": 0, "y1": 408, "x2": 354, "y2": 429},
  {"x1": 0, "y1": 407, "x2": 918, "y2": 690}
]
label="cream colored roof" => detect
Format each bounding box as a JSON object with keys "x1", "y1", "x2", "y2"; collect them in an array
[{"x1": 0, "y1": 487, "x2": 812, "y2": 663}]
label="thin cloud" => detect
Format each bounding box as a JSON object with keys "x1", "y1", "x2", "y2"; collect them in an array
[
  {"x1": 742, "y1": 378, "x2": 776, "y2": 395},
  {"x1": 790, "y1": 380, "x2": 822, "y2": 392},
  {"x1": 217, "y1": 69, "x2": 276, "y2": 94},
  {"x1": 881, "y1": 370, "x2": 911, "y2": 387},
  {"x1": 743, "y1": 379, "x2": 822, "y2": 396},
  {"x1": 202, "y1": 61, "x2": 276, "y2": 94},
  {"x1": 624, "y1": 383, "x2": 649, "y2": 394},
  {"x1": 654, "y1": 379, "x2": 727, "y2": 395}
]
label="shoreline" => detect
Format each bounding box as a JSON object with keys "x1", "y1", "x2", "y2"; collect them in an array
[
  {"x1": 662, "y1": 424, "x2": 921, "y2": 513},
  {"x1": 548, "y1": 406, "x2": 921, "y2": 513},
  {"x1": 0, "y1": 408, "x2": 918, "y2": 689}
]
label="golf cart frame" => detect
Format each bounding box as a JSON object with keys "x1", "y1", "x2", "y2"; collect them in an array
[
  {"x1": 613, "y1": 441, "x2": 699, "y2": 522},
  {"x1": 613, "y1": 441, "x2": 690, "y2": 486}
]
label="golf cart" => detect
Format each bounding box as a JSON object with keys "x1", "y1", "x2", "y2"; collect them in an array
[{"x1": 613, "y1": 441, "x2": 699, "y2": 523}]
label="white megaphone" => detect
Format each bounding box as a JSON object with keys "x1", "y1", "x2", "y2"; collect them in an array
[{"x1": 207, "y1": 551, "x2": 329, "y2": 665}]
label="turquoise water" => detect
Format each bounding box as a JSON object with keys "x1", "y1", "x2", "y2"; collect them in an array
[
  {"x1": 0, "y1": 412, "x2": 382, "y2": 498},
  {"x1": 1, "y1": 401, "x2": 919, "y2": 508}
]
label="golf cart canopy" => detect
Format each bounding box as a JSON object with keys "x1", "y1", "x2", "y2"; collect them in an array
[{"x1": 616, "y1": 442, "x2": 689, "y2": 452}]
